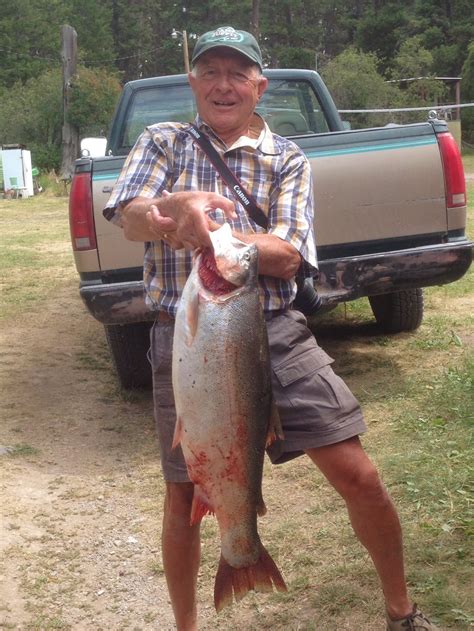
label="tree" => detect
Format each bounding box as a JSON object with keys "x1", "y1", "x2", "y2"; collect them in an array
[
  {"x1": 321, "y1": 47, "x2": 401, "y2": 127},
  {"x1": 67, "y1": 0, "x2": 116, "y2": 69},
  {"x1": 391, "y1": 36, "x2": 447, "y2": 112},
  {"x1": 68, "y1": 66, "x2": 122, "y2": 136},
  {"x1": 354, "y1": 4, "x2": 408, "y2": 73},
  {"x1": 0, "y1": 65, "x2": 121, "y2": 171},
  {"x1": 0, "y1": 69, "x2": 63, "y2": 170},
  {"x1": 461, "y1": 42, "x2": 474, "y2": 143},
  {"x1": 0, "y1": 0, "x2": 71, "y2": 87}
]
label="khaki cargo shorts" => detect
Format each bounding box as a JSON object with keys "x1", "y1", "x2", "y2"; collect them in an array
[{"x1": 150, "y1": 309, "x2": 366, "y2": 482}]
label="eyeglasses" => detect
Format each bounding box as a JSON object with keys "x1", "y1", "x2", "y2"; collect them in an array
[{"x1": 196, "y1": 68, "x2": 260, "y2": 86}]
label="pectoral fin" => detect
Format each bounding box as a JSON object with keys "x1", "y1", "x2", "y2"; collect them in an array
[
  {"x1": 171, "y1": 416, "x2": 184, "y2": 449},
  {"x1": 266, "y1": 400, "x2": 284, "y2": 447}
]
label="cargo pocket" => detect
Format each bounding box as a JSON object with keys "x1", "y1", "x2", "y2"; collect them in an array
[
  {"x1": 273, "y1": 347, "x2": 333, "y2": 387},
  {"x1": 272, "y1": 346, "x2": 356, "y2": 416}
]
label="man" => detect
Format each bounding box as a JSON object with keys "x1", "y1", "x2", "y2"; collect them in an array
[{"x1": 104, "y1": 26, "x2": 439, "y2": 631}]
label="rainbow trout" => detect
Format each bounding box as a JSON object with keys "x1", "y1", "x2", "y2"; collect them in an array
[{"x1": 172, "y1": 223, "x2": 286, "y2": 611}]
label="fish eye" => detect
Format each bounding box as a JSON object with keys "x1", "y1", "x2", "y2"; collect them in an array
[{"x1": 242, "y1": 251, "x2": 251, "y2": 261}]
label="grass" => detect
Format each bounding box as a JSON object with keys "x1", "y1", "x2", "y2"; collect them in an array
[
  {"x1": 0, "y1": 181, "x2": 472, "y2": 629},
  {"x1": 462, "y1": 148, "x2": 474, "y2": 174},
  {"x1": 0, "y1": 195, "x2": 75, "y2": 320},
  {"x1": 6, "y1": 443, "x2": 40, "y2": 458}
]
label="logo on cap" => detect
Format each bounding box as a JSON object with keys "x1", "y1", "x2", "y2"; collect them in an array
[{"x1": 209, "y1": 27, "x2": 244, "y2": 43}]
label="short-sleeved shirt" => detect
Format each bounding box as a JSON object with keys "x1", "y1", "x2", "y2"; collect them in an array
[{"x1": 104, "y1": 115, "x2": 317, "y2": 315}]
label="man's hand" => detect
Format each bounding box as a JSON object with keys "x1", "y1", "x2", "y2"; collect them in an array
[
  {"x1": 146, "y1": 200, "x2": 183, "y2": 249},
  {"x1": 122, "y1": 191, "x2": 236, "y2": 250},
  {"x1": 156, "y1": 191, "x2": 236, "y2": 250}
]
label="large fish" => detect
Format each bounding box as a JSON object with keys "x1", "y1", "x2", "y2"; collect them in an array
[{"x1": 172, "y1": 223, "x2": 287, "y2": 611}]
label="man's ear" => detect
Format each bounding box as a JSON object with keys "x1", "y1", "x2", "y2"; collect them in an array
[
  {"x1": 258, "y1": 76, "x2": 269, "y2": 99},
  {"x1": 188, "y1": 71, "x2": 196, "y2": 91}
]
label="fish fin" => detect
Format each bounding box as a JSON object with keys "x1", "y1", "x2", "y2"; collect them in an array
[
  {"x1": 252, "y1": 545, "x2": 287, "y2": 593},
  {"x1": 214, "y1": 555, "x2": 235, "y2": 612},
  {"x1": 256, "y1": 498, "x2": 267, "y2": 517},
  {"x1": 184, "y1": 290, "x2": 200, "y2": 346},
  {"x1": 190, "y1": 485, "x2": 213, "y2": 526},
  {"x1": 265, "y1": 400, "x2": 284, "y2": 447},
  {"x1": 171, "y1": 416, "x2": 184, "y2": 449},
  {"x1": 214, "y1": 545, "x2": 287, "y2": 612}
]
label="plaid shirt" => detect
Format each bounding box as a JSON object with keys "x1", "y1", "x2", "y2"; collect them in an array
[{"x1": 104, "y1": 115, "x2": 317, "y2": 315}]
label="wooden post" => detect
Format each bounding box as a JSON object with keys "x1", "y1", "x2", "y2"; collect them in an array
[
  {"x1": 455, "y1": 79, "x2": 461, "y2": 121},
  {"x1": 251, "y1": 0, "x2": 260, "y2": 38},
  {"x1": 183, "y1": 29, "x2": 190, "y2": 74},
  {"x1": 60, "y1": 25, "x2": 80, "y2": 181}
]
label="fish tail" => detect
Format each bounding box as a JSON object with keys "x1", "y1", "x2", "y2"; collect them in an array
[{"x1": 214, "y1": 545, "x2": 287, "y2": 612}]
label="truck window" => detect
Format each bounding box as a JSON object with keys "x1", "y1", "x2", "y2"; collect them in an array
[
  {"x1": 117, "y1": 78, "x2": 330, "y2": 153},
  {"x1": 257, "y1": 80, "x2": 330, "y2": 136},
  {"x1": 120, "y1": 85, "x2": 197, "y2": 153}
]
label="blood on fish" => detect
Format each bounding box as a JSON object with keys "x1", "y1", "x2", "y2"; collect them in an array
[{"x1": 199, "y1": 248, "x2": 238, "y2": 295}]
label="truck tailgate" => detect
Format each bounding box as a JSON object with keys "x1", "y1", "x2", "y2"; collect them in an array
[
  {"x1": 92, "y1": 157, "x2": 144, "y2": 272},
  {"x1": 297, "y1": 123, "x2": 448, "y2": 256}
]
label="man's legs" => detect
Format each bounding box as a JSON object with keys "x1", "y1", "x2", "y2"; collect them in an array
[
  {"x1": 151, "y1": 322, "x2": 200, "y2": 628},
  {"x1": 306, "y1": 436, "x2": 412, "y2": 620},
  {"x1": 162, "y1": 481, "x2": 200, "y2": 631}
]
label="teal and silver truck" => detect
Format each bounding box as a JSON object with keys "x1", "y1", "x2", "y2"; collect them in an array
[{"x1": 69, "y1": 69, "x2": 472, "y2": 388}]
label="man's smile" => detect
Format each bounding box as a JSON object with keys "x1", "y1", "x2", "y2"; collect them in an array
[{"x1": 212, "y1": 100, "x2": 237, "y2": 107}]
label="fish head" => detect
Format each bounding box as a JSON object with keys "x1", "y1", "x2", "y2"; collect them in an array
[{"x1": 208, "y1": 223, "x2": 258, "y2": 287}]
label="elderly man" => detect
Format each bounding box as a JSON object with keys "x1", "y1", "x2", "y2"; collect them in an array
[{"x1": 104, "y1": 26, "x2": 439, "y2": 631}]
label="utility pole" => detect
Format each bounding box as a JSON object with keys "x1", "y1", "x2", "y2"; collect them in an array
[
  {"x1": 182, "y1": 29, "x2": 190, "y2": 73},
  {"x1": 172, "y1": 28, "x2": 191, "y2": 73},
  {"x1": 60, "y1": 25, "x2": 79, "y2": 180},
  {"x1": 251, "y1": 0, "x2": 260, "y2": 38}
]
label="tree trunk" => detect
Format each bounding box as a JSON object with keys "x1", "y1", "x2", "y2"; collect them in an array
[{"x1": 251, "y1": 0, "x2": 260, "y2": 39}]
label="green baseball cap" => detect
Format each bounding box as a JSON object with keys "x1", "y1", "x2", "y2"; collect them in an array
[{"x1": 192, "y1": 26, "x2": 263, "y2": 70}]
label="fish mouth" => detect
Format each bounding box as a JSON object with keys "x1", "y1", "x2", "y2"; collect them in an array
[
  {"x1": 209, "y1": 223, "x2": 251, "y2": 285},
  {"x1": 198, "y1": 248, "x2": 239, "y2": 296}
]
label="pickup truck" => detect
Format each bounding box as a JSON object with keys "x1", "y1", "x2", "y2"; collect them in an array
[{"x1": 69, "y1": 69, "x2": 472, "y2": 389}]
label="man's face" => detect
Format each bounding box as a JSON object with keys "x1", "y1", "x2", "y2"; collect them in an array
[{"x1": 188, "y1": 49, "x2": 268, "y2": 144}]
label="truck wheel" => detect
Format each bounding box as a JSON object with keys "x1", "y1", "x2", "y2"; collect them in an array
[
  {"x1": 104, "y1": 323, "x2": 152, "y2": 389},
  {"x1": 368, "y1": 288, "x2": 424, "y2": 333}
]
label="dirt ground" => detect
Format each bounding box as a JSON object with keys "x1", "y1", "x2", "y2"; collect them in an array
[
  {"x1": 0, "y1": 265, "x2": 472, "y2": 629},
  {"x1": 0, "y1": 278, "x2": 180, "y2": 630},
  {"x1": 0, "y1": 276, "x2": 379, "y2": 631}
]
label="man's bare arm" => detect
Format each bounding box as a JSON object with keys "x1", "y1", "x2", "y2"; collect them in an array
[{"x1": 233, "y1": 230, "x2": 301, "y2": 281}]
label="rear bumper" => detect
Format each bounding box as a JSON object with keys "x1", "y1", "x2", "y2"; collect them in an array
[
  {"x1": 317, "y1": 240, "x2": 473, "y2": 305},
  {"x1": 80, "y1": 241, "x2": 473, "y2": 324}
]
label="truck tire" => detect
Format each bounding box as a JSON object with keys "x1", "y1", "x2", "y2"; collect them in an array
[
  {"x1": 368, "y1": 288, "x2": 424, "y2": 333},
  {"x1": 104, "y1": 322, "x2": 152, "y2": 389}
]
